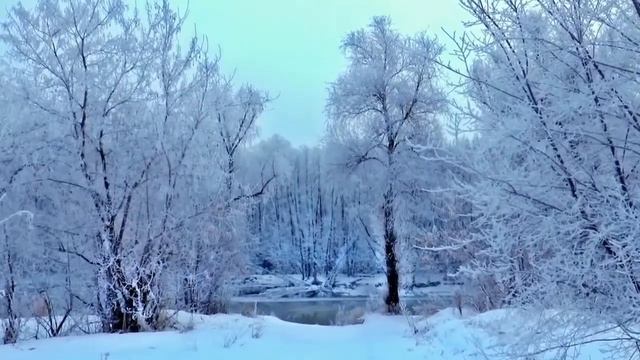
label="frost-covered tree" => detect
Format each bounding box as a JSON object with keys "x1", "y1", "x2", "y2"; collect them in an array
[
  {"x1": 0, "y1": 0, "x2": 269, "y2": 332},
  {"x1": 215, "y1": 84, "x2": 269, "y2": 194},
  {"x1": 179, "y1": 81, "x2": 272, "y2": 314},
  {"x1": 327, "y1": 16, "x2": 446, "y2": 312},
  {"x1": 442, "y1": 0, "x2": 640, "y2": 353}
]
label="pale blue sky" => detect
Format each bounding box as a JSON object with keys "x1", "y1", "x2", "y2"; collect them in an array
[
  {"x1": 1, "y1": 0, "x2": 468, "y2": 146},
  {"x1": 181, "y1": 0, "x2": 468, "y2": 146}
]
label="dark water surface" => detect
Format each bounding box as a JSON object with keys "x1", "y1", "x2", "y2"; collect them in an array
[{"x1": 229, "y1": 296, "x2": 451, "y2": 325}]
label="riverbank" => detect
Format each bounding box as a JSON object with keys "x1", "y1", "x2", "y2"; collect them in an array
[{"x1": 233, "y1": 272, "x2": 460, "y2": 298}]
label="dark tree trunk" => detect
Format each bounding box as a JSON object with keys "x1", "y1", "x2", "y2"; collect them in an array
[
  {"x1": 383, "y1": 185, "x2": 400, "y2": 313},
  {"x1": 3, "y1": 229, "x2": 19, "y2": 344},
  {"x1": 226, "y1": 154, "x2": 235, "y2": 192},
  {"x1": 102, "y1": 260, "x2": 142, "y2": 333},
  {"x1": 99, "y1": 222, "x2": 156, "y2": 333}
]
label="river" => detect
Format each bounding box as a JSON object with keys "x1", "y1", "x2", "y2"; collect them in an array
[{"x1": 228, "y1": 295, "x2": 452, "y2": 325}]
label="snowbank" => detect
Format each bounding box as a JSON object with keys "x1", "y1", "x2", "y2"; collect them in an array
[{"x1": 0, "y1": 308, "x2": 616, "y2": 360}]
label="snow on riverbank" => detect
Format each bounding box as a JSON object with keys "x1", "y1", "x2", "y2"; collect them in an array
[
  {"x1": 233, "y1": 272, "x2": 460, "y2": 298},
  {"x1": 0, "y1": 308, "x2": 614, "y2": 360}
]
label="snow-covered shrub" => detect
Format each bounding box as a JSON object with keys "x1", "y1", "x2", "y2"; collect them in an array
[
  {"x1": 1, "y1": 317, "x2": 21, "y2": 345},
  {"x1": 223, "y1": 333, "x2": 239, "y2": 348},
  {"x1": 250, "y1": 319, "x2": 264, "y2": 339}
]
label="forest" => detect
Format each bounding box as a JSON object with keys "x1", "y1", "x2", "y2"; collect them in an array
[{"x1": 1, "y1": 0, "x2": 640, "y2": 359}]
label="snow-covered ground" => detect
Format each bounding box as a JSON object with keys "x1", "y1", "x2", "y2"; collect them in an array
[{"x1": 0, "y1": 308, "x2": 614, "y2": 360}]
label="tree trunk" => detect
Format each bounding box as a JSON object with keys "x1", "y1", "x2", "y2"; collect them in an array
[
  {"x1": 100, "y1": 260, "x2": 142, "y2": 333},
  {"x1": 383, "y1": 184, "x2": 400, "y2": 313},
  {"x1": 226, "y1": 156, "x2": 234, "y2": 192},
  {"x1": 3, "y1": 228, "x2": 19, "y2": 344},
  {"x1": 98, "y1": 225, "x2": 144, "y2": 333}
]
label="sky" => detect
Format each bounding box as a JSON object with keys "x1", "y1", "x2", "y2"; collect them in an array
[
  {"x1": 0, "y1": 0, "x2": 469, "y2": 147},
  {"x1": 180, "y1": 0, "x2": 469, "y2": 146}
]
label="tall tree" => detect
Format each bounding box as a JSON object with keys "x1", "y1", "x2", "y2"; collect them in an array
[
  {"x1": 0, "y1": 0, "x2": 225, "y2": 332},
  {"x1": 439, "y1": 0, "x2": 640, "y2": 354},
  {"x1": 327, "y1": 16, "x2": 446, "y2": 312}
]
